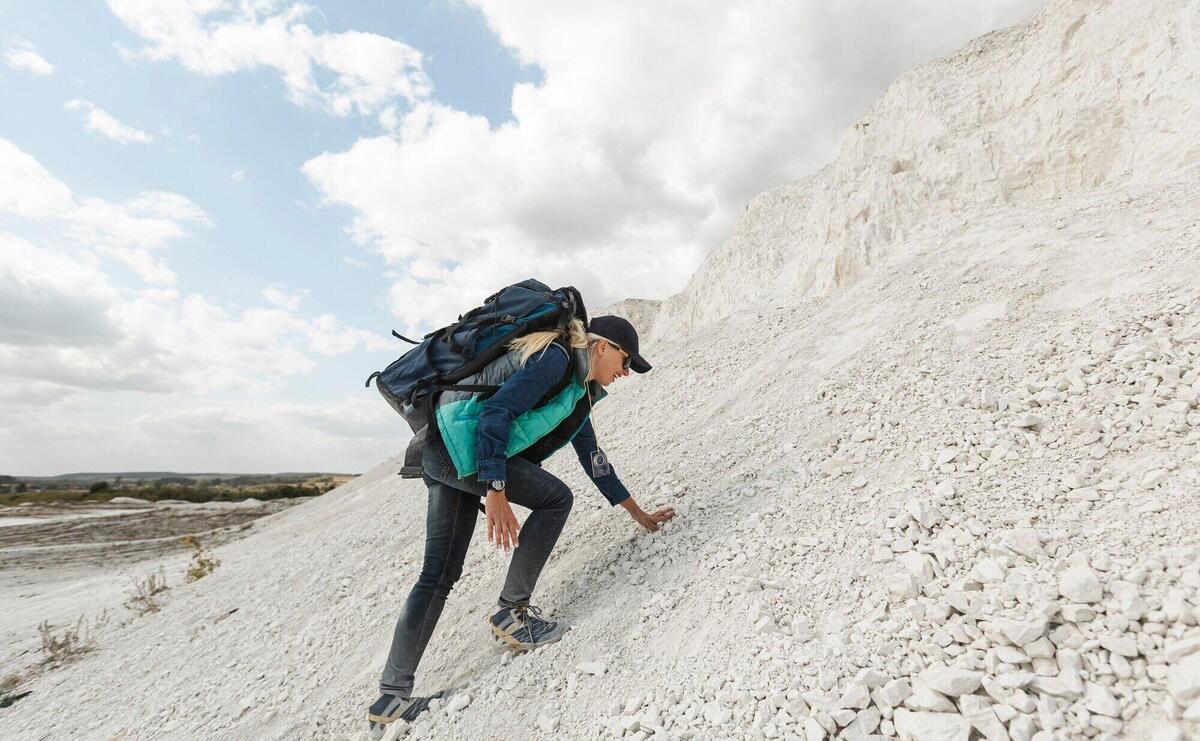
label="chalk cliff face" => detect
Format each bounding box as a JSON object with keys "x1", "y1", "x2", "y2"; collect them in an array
[
  {"x1": 657, "y1": 0, "x2": 1200, "y2": 333},
  {"x1": 6, "y1": 2, "x2": 1200, "y2": 740}
]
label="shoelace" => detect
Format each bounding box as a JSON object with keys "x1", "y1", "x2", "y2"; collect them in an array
[
  {"x1": 515, "y1": 605, "x2": 554, "y2": 640},
  {"x1": 399, "y1": 693, "x2": 440, "y2": 722}
]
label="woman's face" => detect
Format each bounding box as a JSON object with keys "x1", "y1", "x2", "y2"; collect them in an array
[{"x1": 592, "y1": 339, "x2": 631, "y2": 387}]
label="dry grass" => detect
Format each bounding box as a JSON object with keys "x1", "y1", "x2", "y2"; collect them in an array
[
  {"x1": 124, "y1": 566, "x2": 170, "y2": 615},
  {"x1": 181, "y1": 535, "x2": 220, "y2": 582},
  {"x1": 37, "y1": 611, "x2": 109, "y2": 666}
]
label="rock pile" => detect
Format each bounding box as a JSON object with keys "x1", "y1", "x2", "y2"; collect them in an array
[{"x1": 2, "y1": 0, "x2": 1198, "y2": 738}]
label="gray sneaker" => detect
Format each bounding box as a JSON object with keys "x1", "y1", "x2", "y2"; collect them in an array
[
  {"x1": 489, "y1": 604, "x2": 570, "y2": 652},
  {"x1": 367, "y1": 691, "x2": 443, "y2": 738}
]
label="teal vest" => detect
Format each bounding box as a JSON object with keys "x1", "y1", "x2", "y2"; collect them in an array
[{"x1": 433, "y1": 343, "x2": 599, "y2": 478}]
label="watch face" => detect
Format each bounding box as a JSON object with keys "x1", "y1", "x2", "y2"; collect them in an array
[{"x1": 491, "y1": 480, "x2": 505, "y2": 490}]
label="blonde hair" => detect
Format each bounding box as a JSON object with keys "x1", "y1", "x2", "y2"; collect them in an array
[{"x1": 508, "y1": 318, "x2": 590, "y2": 365}]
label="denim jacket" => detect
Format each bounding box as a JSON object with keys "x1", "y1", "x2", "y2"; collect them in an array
[{"x1": 476, "y1": 344, "x2": 630, "y2": 506}]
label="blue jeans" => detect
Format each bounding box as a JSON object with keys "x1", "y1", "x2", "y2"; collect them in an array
[{"x1": 379, "y1": 436, "x2": 574, "y2": 696}]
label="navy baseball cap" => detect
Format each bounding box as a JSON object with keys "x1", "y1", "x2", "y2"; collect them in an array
[{"x1": 588, "y1": 315, "x2": 651, "y2": 373}]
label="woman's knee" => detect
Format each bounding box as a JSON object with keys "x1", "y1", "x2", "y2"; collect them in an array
[
  {"x1": 416, "y1": 561, "x2": 464, "y2": 593},
  {"x1": 550, "y1": 481, "x2": 574, "y2": 512}
]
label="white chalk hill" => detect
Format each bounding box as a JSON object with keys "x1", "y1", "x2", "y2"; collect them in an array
[{"x1": 8, "y1": 0, "x2": 1200, "y2": 738}]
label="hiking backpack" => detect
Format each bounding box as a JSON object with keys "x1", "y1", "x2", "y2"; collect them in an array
[{"x1": 366, "y1": 278, "x2": 588, "y2": 480}]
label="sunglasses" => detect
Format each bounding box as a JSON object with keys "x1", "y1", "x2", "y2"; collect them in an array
[{"x1": 607, "y1": 341, "x2": 632, "y2": 371}]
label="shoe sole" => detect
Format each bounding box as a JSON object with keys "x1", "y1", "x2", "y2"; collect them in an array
[{"x1": 489, "y1": 622, "x2": 569, "y2": 652}]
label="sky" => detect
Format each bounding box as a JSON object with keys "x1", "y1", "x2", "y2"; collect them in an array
[{"x1": 0, "y1": 0, "x2": 1046, "y2": 475}]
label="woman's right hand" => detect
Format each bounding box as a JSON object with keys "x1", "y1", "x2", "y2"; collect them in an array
[{"x1": 485, "y1": 490, "x2": 521, "y2": 551}]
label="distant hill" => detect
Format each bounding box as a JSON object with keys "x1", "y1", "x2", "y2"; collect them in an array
[{"x1": 8, "y1": 472, "x2": 354, "y2": 483}]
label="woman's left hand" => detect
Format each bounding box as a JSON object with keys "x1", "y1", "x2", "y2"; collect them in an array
[{"x1": 632, "y1": 505, "x2": 676, "y2": 533}]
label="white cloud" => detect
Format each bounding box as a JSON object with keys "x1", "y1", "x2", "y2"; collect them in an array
[
  {"x1": 107, "y1": 0, "x2": 432, "y2": 119},
  {"x1": 64, "y1": 99, "x2": 154, "y2": 144},
  {"x1": 4, "y1": 42, "x2": 54, "y2": 76},
  {"x1": 0, "y1": 138, "x2": 207, "y2": 283},
  {"x1": 0, "y1": 140, "x2": 391, "y2": 399},
  {"x1": 230, "y1": 169, "x2": 245, "y2": 182},
  {"x1": 302, "y1": 0, "x2": 1046, "y2": 334},
  {"x1": 263, "y1": 284, "x2": 304, "y2": 310}
]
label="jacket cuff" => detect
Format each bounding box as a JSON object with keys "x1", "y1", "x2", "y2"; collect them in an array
[{"x1": 477, "y1": 460, "x2": 506, "y2": 482}]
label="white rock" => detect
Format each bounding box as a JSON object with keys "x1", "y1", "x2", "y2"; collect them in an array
[
  {"x1": 841, "y1": 706, "x2": 882, "y2": 740},
  {"x1": 1000, "y1": 529, "x2": 1045, "y2": 560},
  {"x1": 755, "y1": 612, "x2": 782, "y2": 634},
  {"x1": 999, "y1": 617, "x2": 1047, "y2": 647},
  {"x1": 959, "y1": 694, "x2": 1010, "y2": 741},
  {"x1": 801, "y1": 717, "x2": 827, "y2": 741},
  {"x1": 893, "y1": 708, "x2": 971, "y2": 741},
  {"x1": 919, "y1": 666, "x2": 983, "y2": 696},
  {"x1": 1167, "y1": 653, "x2": 1200, "y2": 703},
  {"x1": 537, "y1": 714, "x2": 560, "y2": 733},
  {"x1": 906, "y1": 499, "x2": 944, "y2": 529},
  {"x1": 888, "y1": 572, "x2": 921, "y2": 599},
  {"x1": 1060, "y1": 604, "x2": 1096, "y2": 623},
  {"x1": 1184, "y1": 698, "x2": 1200, "y2": 722},
  {"x1": 1083, "y1": 683, "x2": 1121, "y2": 717},
  {"x1": 904, "y1": 683, "x2": 957, "y2": 712},
  {"x1": 1058, "y1": 565, "x2": 1103, "y2": 603},
  {"x1": 445, "y1": 693, "x2": 471, "y2": 712},
  {"x1": 873, "y1": 678, "x2": 912, "y2": 708},
  {"x1": 1149, "y1": 723, "x2": 1186, "y2": 741},
  {"x1": 576, "y1": 661, "x2": 607, "y2": 675},
  {"x1": 1164, "y1": 636, "x2": 1200, "y2": 663},
  {"x1": 1099, "y1": 635, "x2": 1138, "y2": 658},
  {"x1": 1010, "y1": 414, "x2": 1042, "y2": 429},
  {"x1": 1007, "y1": 713, "x2": 1036, "y2": 741},
  {"x1": 703, "y1": 702, "x2": 732, "y2": 725},
  {"x1": 839, "y1": 683, "x2": 871, "y2": 709},
  {"x1": 973, "y1": 558, "x2": 1008, "y2": 584},
  {"x1": 898, "y1": 551, "x2": 937, "y2": 583},
  {"x1": 852, "y1": 668, "x2": 889, "y2": 689}
]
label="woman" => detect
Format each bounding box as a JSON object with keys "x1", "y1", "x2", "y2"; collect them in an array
[{"x1": 368, "y1": 314, "x2": 676, "y2": 735}]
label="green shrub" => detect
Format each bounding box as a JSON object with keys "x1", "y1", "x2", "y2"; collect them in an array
[{"x1": 181, "y1": 535, "x2": 220, "y2": 582}]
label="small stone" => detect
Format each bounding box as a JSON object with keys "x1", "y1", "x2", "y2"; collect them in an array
[
  {"x1": 959, "y1": 695, "x2": 1010, "y2": 741},
  {"x1": 873, "y1": 678, "x2": 912, "y2": 708},
  {"x1": 537, "y1": 714, "x2": 560, "y2": 733},
  {"x1": 1084, "y1": 683, "x2": 1121, "y2": 717},
  {"x1": 907, "y1": 499, "x2": 944, "y2": 529},
  {"x1": 974, "y1": 558, "x2": 1008, "y2": 584},
  {"x1": 919, "y1": 666, "x2": 983, "y2": 696},
  {"x1": 831, "y1": 708, "x2": 857, "y2": 726},
  {"x1": 1001, "y1": 529, "x2": 1045, "y2": 560},
  {"x1": 755, "y1": 613, "x2": 782, "y2": 634},
  {"x1": 1165, "y1": 636, "x2": 1200, "y2": 663},
  {"x1": 853, "y1": 668, "x2": 890, "y2": 689},
  {"x1": 1008, "y1": 713, "x2": 1036, "y2": 741},
  {"x1": 801, "y1": 717, "x2": 826, "y2": 741},
  {"x1": 1000, "y1": 617, "x2": 1047, "y2": 647},
  {"x1": 893, "y1": 708, "x2": 970, "y2": 740},
  {"x1": 1168, "y1": 653, "x2": 1200, "y2": 703},
  {"x1": 904, "y1": 683, "x2": 957, "y2": 712},
  {"x1": 898, "y1": 551, "x2": 937, "y2": 583},
  {"x1": 1099, "y1": 635, "x2": 1138, "y2": 658},
  {"x1": 703, "y1": 702, "x2": 732, "y2": 725},
  {"x1": 841, "y1": 706, "x2": 882, "y2": 739},
  {"x1": 445, "y1": 693, "x2": 471, "y2": 712},
  {"x1": 1060, "y1": 604, "x2": 1096, "y2": 622},
  {"x1": 839, "y1": 683, "x2": 871, "y2": 709},
  {"x1": 1059, "y1": 565, "x2": 1103, "y2": 603},
  {"x1": 576, "y1": 661, "x2": 607, "y2": 675},
  {"x1": 1010, "y1": 413, "x2": 1042, "y2": 429}
]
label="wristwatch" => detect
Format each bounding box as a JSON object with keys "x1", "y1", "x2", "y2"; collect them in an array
[{"x1": 489, "y1": 480, "x2": 506, "y2": 491}]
